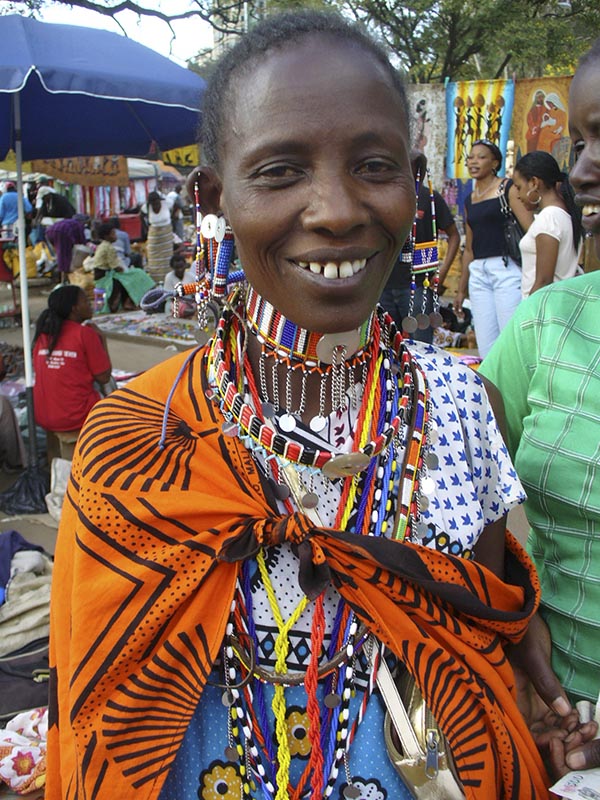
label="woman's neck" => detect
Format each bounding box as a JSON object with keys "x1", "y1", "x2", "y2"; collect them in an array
[
  {"x1": 243, "y1": 288, "x2": 382, "y2": 422},
  {"x1": 473, "y1": 175, "x2": 500, "y2": 200}
]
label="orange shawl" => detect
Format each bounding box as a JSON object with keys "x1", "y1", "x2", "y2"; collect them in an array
[{"x1": 46, "y1": 348, "x2": 549, "y2": 799}]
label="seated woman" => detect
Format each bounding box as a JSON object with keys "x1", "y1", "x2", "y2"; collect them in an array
[
  {"x1": 32, "y1": 285, "x2": 112, "y2": 460},
  {"x1": 93, "y1": 221, "x2": 154, "y2": 312}
]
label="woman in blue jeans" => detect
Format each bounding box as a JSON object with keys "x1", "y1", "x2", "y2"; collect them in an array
[{"x1": 454, "y1": 139, "x2": 532, "y2": 357}]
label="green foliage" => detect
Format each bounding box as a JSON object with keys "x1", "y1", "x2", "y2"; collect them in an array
[
  {"x1": 3, "y1": 0, "x2": 599, "y2": 82},
  {"x1": 343, "y1": 0, "x2": 600, "y2": 82}
]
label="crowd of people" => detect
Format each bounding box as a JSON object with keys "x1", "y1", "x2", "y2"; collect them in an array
[{"x1": 37, "y1": 11, "x2": 600, "y2": 800}]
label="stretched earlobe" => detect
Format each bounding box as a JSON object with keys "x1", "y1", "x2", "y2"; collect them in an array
[{"x1": 187, "y1": 166, "x2": 223, "y2": 215}]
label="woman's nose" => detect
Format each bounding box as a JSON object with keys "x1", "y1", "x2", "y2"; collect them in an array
[{"x1": 302, "y1": 172, "x2": 369, "y2": 235}]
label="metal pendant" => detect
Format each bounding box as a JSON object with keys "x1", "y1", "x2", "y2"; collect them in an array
[
  {"x1": 425, "y1": 452, "x2": 439, "y2": 470},
  {"x1": 416, "y1": 313, "x2": 431, "y2": 330},
  {"x1": 222, "y1": 421, "x2": 239, "y2": 437},
  {"x1": 309, "y1": 414, "x2": 327, "y2": 433},
  {"x1": 429, "y1": 311, "x2": 444, "y2": 329},
  {"x1": 414, "y1": 520, "x2": 430, "y2": 539},
  {"x1": 224, "y1": 745, "x2": 238, "y2": 762},
  {"x1": 221, "y1": 690, "x2": 234, "y2": 707},
  {"x1": 302, "y1": 491, "x2": 319, "y2": 509},
  {"x1": 322, "y1": 452, "x2": 371, "y2": 479},
  {"x1": 421, "y1": 476, "x2": 436, "y2": 496},
  {"x1": 324, "y1": 692, "x2": 342, "y2": 708},
  {"x1": 273, "y1": 482, "x2": 291, "y2": 501},
  {"x1": 279, "y1": 413, "x2": 297, "y2": 433},
  {"x1": 316, "y1": 329, "x2": 361, "y2": 364},
  {"x1": 428, "y1": 422, "x2": 439, "y2": 444},
  {"x1": 402, "y1": 315, "x2": 418, "y2": 334},
  {"x1": 194, "y1": 328, "x2": 210, "y2": 345},
  {"x1": 261, "y1": 401, "x2": 276, "y2": 419},
  {"x1": 344, "y1": 786, "x2": 361, "y2": 799}
]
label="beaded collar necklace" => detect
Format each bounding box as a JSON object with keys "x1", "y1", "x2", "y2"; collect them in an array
[
  {"x1": 246, "y1": 285, "x2": 376, "y2": 366},
  {"x1": 206, "y1": 300, "x2": 411, "y2": 478}
]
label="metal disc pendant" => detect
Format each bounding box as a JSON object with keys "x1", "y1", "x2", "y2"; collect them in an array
[
  {"x1": 402, "y1": 315, "x2": 418, "y2": 334},
  {"x1": 419, "y1": 494, "x2": 430, "y2": 511},
  {"x1": 415, "y1": 520, "x2": 430, "y2": 539},
  {"x1": 302, "y1": 491, "x2": 319, "y2": 509},
  {"x1": 429, "y1": 311, "x2": 444, "y2": 329},
  {"x1": 261, "y1": 401, "x2": 276, "y2": 419},
  {"x1": 273, "y1": 482, "x2": 291, "y2": 501},
  {"x1": 309, "y1": 415, "x2": 327, "y2": 433},
  {"x1": 224, "y1": 745, "x2": 238, "y2": 762},
  {"x1": 425, "y1": 452, "x2": 439, "y2": 470},
  {"x1": 222, "y1": 421, "x2": 239, "y2": 437},
  {"x1": 344, "y1": 786, "x2": 361, "y2": 799},
  {"x1": 322, "y1": 452, "x2": 371, "y2": 480},
  {"x1": 221, "y1": 690, "x2": 234, "y2": 707},
  {"x1": 416, "y1": 313, "x2": 431, "y2": 330},
  {"x1": 194, "y1": 328, "x2": 210, "y2": 345},
  {"x1": 324, "y1": 692, "x2": 342, "y2": 708},
  {"x1": 428, "y1": 423, "x2": 439, "y2": 444},
  {"x1": 316, "y1": 329, "x2": 361, "y2": 364},
  {"x1": 279, "y1": 413, "x2": 297, "y2": 433},
  {"x1": 421, "y1": 476, "x2": 435, "y2": 496}
]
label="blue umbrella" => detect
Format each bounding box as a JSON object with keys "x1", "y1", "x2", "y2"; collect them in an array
[{"x1": 0, "y1": 14, "x2": 206, "y2": 511}]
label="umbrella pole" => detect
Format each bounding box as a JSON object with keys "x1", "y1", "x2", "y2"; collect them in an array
[{"x1": 13, "y1": 93, "x2": 38, "y2": 469}]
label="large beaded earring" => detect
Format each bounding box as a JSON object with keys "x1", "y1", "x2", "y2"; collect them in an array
[{"x1": 401, "y1": 168, "x2": 442, "y2": 335}]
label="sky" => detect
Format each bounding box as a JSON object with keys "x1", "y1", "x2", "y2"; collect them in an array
[{"x1": 36, "y1": 1, "x2": 214, "y2": 66}]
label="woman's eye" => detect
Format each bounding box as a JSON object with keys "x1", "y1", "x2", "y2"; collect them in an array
[
  {"x1": 571, "y1": 140, "x2": 584, "y2": 161},
  {"x1": 255, "y1": 164, "x2": 301, "y2": 180},
  {"x1": 355, "y1": 159, "x2": 396, "y2": 176}
]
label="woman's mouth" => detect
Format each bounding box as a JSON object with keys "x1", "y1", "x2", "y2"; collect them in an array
[
  {"x1": 295, "y1": 258, "x2": 367, "y2": 280},
  {"x1": 581, "y1": 203, "x2": 600, "y2": 232}
]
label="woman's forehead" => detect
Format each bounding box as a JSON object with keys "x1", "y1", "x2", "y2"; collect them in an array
[{"x1": 224, "y1": 37, "x2": 406, "y2": 139}]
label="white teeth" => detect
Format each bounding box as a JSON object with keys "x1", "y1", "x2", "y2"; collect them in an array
[
  {"x1": 339, "y1": 261, "x2": 354, "y2": 278},
  {"x1": 582, "y1": 204, "x2": 600, "y2": 216},
  {"x1": 298, "y1": 258, "x2": 368, "y2": 278}
]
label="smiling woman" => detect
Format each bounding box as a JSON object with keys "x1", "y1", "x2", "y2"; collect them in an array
[{"x1": 47, "y1": 11, "x2": 557, "y2": 800}]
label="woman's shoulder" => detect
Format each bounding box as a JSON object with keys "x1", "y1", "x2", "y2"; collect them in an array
[{"x1": 404, "y1": 340, "x2": 483, "y2": 391}]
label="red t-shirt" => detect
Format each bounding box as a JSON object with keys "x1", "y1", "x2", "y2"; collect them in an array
[{"x1": 33, "y1": 320, "x2": 111, "y2": 432}]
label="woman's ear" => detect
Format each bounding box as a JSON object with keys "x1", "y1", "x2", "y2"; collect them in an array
[{"x1": 186, "y1": 166, "x2": 223, "y2": 215}]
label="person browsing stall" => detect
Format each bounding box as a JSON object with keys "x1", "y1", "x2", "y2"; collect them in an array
[
  {"x1": 47, "y1": 12, "x2": 581, "y2": 800},
  {"x1": 32, "y1": 285, "x2": 112, "y2": 460}
]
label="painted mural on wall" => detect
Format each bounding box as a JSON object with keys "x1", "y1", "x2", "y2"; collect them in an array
[
  {"x1": 445, "y1": 79, "x2": 515, "y2": 179},
  {"x1": 512, "y1": 76, "x2": 573, "y2": 170},
  {"x1": 406, "y1": 84, "x2": 447, "y2": 188}
]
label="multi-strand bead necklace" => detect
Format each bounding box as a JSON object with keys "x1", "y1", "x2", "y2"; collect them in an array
[{"x1": 203, "y1": 289, "x2": 438, "y2": 798}]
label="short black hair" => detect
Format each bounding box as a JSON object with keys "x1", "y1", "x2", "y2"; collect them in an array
[
  {"x1": 97, "y1": 221, "x2": 114, "y2": 241},
  {"x1": 201, "y1": 10, "x2": 409, "y2": 170}
]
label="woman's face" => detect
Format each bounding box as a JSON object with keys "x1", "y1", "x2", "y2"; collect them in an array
[
  {"x1": 467, "y1": 144, "x2": 499, "y2": 180},
  {"x1": 216, "y1": 37, "x2": 415, "y2": 333},
  {"x1": 512, "y1": 169, "x2": 537, "y2": 209},
  {"x1": 569, "y1": 60, "x2": 600, "y2": 255}
]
